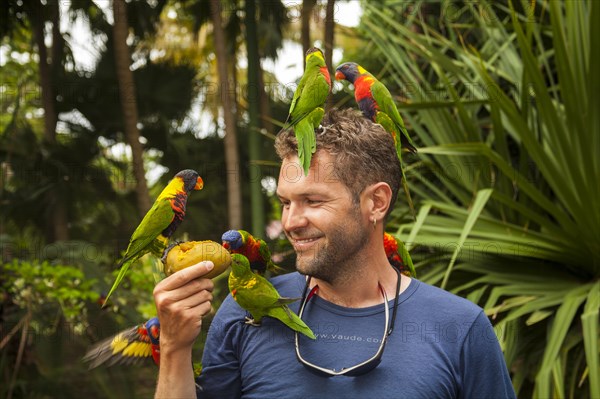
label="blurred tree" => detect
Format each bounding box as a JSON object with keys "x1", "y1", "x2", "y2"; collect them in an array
[
  {"x1": 112, "y1": 0, "x2": 151, "y2": 215},
  {"x1": 210, "y1": 0, "x2": 242, "y2": 228},
  {"x1": 323, "y1": 0, "x2": 335, "y2": 110},
  {"x1": 1, "y1": 0, "x2": 70, "y2": 242},
  {"x1": 301, "y1": 0, "x2": 317, "y2": 57},
  {"x1": 244, "y1": 0, "x2": 265, "y2": 236}
]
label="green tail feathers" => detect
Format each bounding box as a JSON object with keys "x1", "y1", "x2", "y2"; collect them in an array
[
  {"x1": 267, "y1": 306, "x2": 316, "y2": 339},
  {"x1": 103, "y1": 260, "x2": 133, "y2": 307},
  {"x1": 294, "y1": 107, "x2": 324, "y2": 176},
  {"x1": 295, "y1": 118, "x2": 317, "y2": 176}
]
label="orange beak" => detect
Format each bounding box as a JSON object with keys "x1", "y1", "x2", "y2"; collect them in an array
[
  {"x1": 335, "y1": 70, "x2": 345, "y2": 81},
  {"x1": 222, "y1": 242, "x2": 230, "y2": 250},
  {"x1": 194, "y1": 176, "x2": 204, "y2": 190}
]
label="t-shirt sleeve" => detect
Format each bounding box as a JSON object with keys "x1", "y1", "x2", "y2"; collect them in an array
[
  {"x1": 459, "y1": 311, "x2": 516, "y2": 399},
  {"x1": 196, "y1": 296, "x2": 244, "y2": 399}
]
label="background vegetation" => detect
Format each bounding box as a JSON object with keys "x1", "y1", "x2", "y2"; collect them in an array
[{"x1": 1, "y1": 1, "x2": 597, "y2": 398}]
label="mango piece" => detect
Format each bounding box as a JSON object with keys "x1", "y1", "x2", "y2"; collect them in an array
[{"x1": 164, "y1": 240, "x2": 231, "y2": 278}]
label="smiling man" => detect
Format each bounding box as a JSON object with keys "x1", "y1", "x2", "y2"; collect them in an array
[{"x1": 153, "y1": 109, "x2": 515, "y2": 399}]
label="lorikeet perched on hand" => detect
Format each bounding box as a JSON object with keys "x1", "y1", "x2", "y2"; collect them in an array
[
  {"x1": 228, "y1": 254, "x2": 315, "y2": 339},
  {"x1": 283, "y1": 47, "x2": 331, "y2": 175},
  {"x1": 104, "y1": 169, "x2": 203, "y2": 305},
  {"x1": 221, "y1": 229, "x2": 283, "y2": 275},
  {"x1": 335, "y1": 62, "x2": 417, "y2": 216},
  {"x1": 383, "y1": 232, "x2": 416, "y2": 278},
  {"x1": 83, "y1": 317, "x2": 161, "y2": 368}
]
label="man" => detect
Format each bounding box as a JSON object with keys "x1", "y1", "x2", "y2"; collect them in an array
[{"x1": 153, "y1": 109, "x2": 515, "y2": 398}]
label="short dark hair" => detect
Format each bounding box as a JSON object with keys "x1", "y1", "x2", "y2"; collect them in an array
[{"x1": 274, "y1": 108, "x2": 402, "y2": 214}]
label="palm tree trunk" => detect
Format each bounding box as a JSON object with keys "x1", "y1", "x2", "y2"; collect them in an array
[
  {"x1": 31, "y1": 3, "x2": 57, "y2": 144},
  {"x1": 257, "y1": 62, "x2": 273, "y2": 134},
  {"x1": 210, "y1": 0, "x2": 242, "y2": 229},
  {"x1": 245, "y1": 0, "x2": 265, "y2": 236},
  {"x1": 31, "y1": 0, "x2": 69, "y2": 242},
  {"x1": 324, "y1": 0, "x2": 335, "y2": 110},
  {"x1": 301, "y1": 0, "x2": 317, "y2": 57},
  {"x1": 112, "y1": 0, "x2": 151, "y2": 216}
]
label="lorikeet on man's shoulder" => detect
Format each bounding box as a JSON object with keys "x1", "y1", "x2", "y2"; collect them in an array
[{"x1": 228, "y1": 254, "x2": 315, "y2": 339}]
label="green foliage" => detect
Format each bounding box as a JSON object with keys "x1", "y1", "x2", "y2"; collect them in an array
[
  {"x1": 357, "y1": 1, "x2": 599, "y2": 397},
  {"x1": 2, "y1": 259, "x2": 98, "y2": 327}
]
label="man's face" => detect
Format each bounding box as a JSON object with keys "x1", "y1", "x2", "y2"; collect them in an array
[{"x1": 276, "y1": 152, "x2": 369, "y2": 283}]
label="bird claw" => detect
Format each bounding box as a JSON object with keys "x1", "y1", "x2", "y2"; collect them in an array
[
  {"x1": 161, "y1": 240, "x2": 183, "y2": 264},
  {"x1": 244, "y1": 317, "x2": 261, "y2": 327},
  {"x1": 317, "y1": 124, "x2": 328, "y2": 135}
]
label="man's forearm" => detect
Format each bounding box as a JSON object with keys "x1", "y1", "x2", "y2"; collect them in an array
[{"x1": 155, "y1": 347, "x2": 197, "y2": 399}]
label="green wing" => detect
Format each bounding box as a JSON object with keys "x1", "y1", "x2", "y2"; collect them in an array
[
  {"x1": 370, "y1": 81, "x2": 416, "y2": 151},
  {"x1": 375, "y1": 111, "x2": 415, "y2": 218},
  {"x1": 395, "y1": 236, "x2": 416, "y2": 278},
  {"x1": 375, "y1": 111, "x2": 402, "y2": 157},
  {"x1": 265, "y1": 306, "x2": 315, "y2": 339},
  {"x1": 288, "y1": 70, "x2": 330, "y2": 127},
  {"x1": 296, "y1": 107, "x2": 325, "y2": 175},
  {"x1": 104, "y1": 198, "x2": 174, "y2": 305},
  {"x1": 257, "y1": 239, "x2": 285, "y2": 275},
  {"x1": 245, "y1": 277, "x2": 286, "y2": 309},
  {"x1": 287, "y1": 71, "x2": 308, "y2": 123},
  {"x1": 122, "y1": 198, "x2": 174, "y2": 263}
]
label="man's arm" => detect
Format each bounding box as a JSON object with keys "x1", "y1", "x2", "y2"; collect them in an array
[{"x1": 153, "y1": 261, "x2": 215, "y2": 399}]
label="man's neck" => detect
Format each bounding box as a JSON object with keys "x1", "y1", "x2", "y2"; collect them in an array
[{"x1": 308, "y1": 251, "x2": 409, "y2": 308}]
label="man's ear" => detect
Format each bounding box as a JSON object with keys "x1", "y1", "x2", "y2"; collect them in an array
[{"x1": 362, "y1": 182, "x2": 393, "y2": 222}]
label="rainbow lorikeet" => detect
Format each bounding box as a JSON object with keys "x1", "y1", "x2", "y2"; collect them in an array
[
  {"x1": 221, "y1": 229, "x2": 283, "y2": 275},
  {"x1": 284, "y1": 47, "x2": 331, "y2": 175},
  {"x1": 104, "y1": 169, "x2": 203, "y2": 305},
  {"x1": 383, "y1": 232, "x2": 416, "y2": 278},
  {"x1": 228, "y1": 254, "x2": 315, "y2": 339},
  {"x1": 83, "y1": 317, "x2": 204, "y2": 377},
  {"x1": 335, "y1": 62, "x2": 417, "y2": 216},
  {"x1": 83, "y1": 317, "x2": 161, "y2": 368}
]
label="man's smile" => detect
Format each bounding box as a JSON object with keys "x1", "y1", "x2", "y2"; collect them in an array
[{"x1": 289, "y1": 235, "x2": 323, "y2": 251}]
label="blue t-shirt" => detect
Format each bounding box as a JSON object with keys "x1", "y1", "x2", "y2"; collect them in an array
[{"x1": 197, "y1": 273, "x2": 515, "y2": 399}]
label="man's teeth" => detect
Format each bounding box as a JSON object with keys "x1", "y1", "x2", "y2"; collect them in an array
[{"x1": 296, "y1": 237, "x2": 318, "y2": 243}]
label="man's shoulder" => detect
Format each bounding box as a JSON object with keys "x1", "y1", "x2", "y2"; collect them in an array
[
  {"x1": 409, "y1": 279, "x2": 484, "y2": 318},
  {"x1": 269, "y1": 271, "x2": 306, "y2": 297}
]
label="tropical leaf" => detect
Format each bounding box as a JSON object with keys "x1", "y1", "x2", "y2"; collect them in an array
[{"x1": 358, "y1": 1, "x2": 599, "y2": 397}]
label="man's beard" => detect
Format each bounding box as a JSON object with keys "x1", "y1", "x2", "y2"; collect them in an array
[{"x1": 294, "y1": 214, "x2": 369, "y2": 284}]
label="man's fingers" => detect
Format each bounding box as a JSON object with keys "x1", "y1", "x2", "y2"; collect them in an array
[
  {"x1": 176, "y1": 289, "x2": 213, "y2": 309},
  {"x1": 164, "y1": 278, "x2": 214, "y2": 302}
]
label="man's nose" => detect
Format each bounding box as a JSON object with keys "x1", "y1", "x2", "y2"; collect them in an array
[{"x1": 283, "y1": 203, "x2": 308, "y2": 231}]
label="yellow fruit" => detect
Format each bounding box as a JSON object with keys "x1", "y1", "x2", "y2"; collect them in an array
[{"x1": 164, "y1": 240, "x2": 231, "y2": 278}]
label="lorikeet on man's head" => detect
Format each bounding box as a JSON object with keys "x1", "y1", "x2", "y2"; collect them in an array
[
  {"x1": 336, "y1": 62, "x2": 417, "y2": 216},
  {"x1": 283, "y1": 47, "x2": 331, "y2": 176},
  {"x1": 335, "y1": 62, "x2": 416, "y2": 154},
  {"x1": 104, "y1": 169, "x2": 203, "y2": 305}
]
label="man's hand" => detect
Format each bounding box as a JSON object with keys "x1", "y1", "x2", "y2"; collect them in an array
[
  {"x1": 154, "y1": 260, "x2": 215, "y2": 352},
  {"x1": 154, "y1": 261, "x2": 214, "y2": 399}
]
